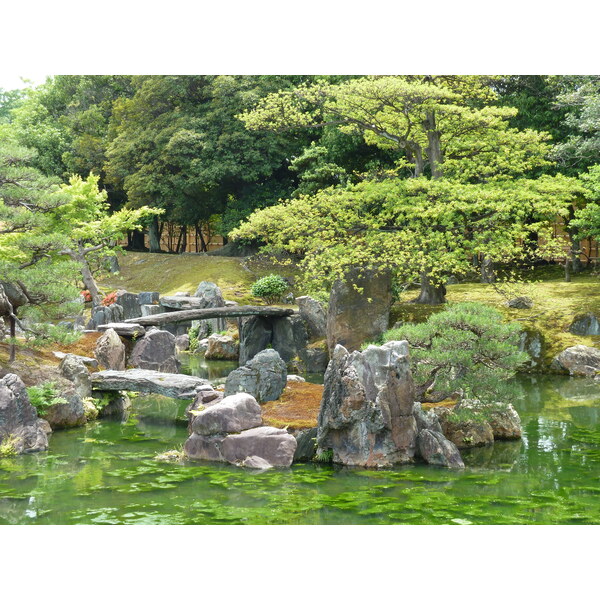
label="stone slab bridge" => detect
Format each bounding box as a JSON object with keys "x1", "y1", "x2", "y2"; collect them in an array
[
  {"x1": 92, "y1": 369, "x2": 209, "y2": 400},
  {"x1": 125, "y1": 305, "x2": 306, "y2": 365}
]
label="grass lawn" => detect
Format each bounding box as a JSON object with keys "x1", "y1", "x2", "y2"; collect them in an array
[
  {"x1": 393, "y1": 265, "x2": 600, "y2": 369},
  {"x1": 98, "y1": 251, "x2": 301, "y2": 305}
]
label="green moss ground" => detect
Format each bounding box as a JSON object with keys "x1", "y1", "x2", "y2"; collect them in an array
[
  {"x1": 394, "y1": 266, "x2": 600, "y2": 370},
  {"x1": 98, "y1": 251, "x2": 301, "y2": 305}
]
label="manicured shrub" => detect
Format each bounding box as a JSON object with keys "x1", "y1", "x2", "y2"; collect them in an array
[{"x1": 251, "y1": 274, "x2": 289, "y2": 304}]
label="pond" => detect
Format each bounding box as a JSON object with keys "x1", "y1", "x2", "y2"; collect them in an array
[{"x1": 1, "y1": 372, "x2": 599, "y2": 525}]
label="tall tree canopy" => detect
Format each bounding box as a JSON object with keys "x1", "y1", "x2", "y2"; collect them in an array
[{"x1": 234, "y1": 75, "x2": 581, "y2": 302}]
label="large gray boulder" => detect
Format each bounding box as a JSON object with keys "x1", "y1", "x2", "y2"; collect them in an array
[
  {"x1": 417, "y1": 429, "x2": 464, "y2": 468},
  {"x1": 318, "y1": 342, "x2": 417, "y2": 467},
  {"x1": 224, "y1": 349, "x2": 287, "y2": 403},
  {"x1": 569, "y1": 313, "x2": 600, "y2": 336},
  {"x1": 205, "y1": 333, "x2": 239, "y2": 360},
  {"x1": 221, "y1": 427, "x2": 296, "y2": 467},
  {"x1": 138, "y1": 291, "x2": 160, "y2": 305},
  {"x1": 191, "y1": 393, "x2": 262, "y2": 435},
  {"x1": 59, "y1": 354, "x2": 92, "y2": 399},
  {"x1": 326, "y1": 268, "x2": 392, "y2": 353},
  {"x1": 168, "y1": 281, "x2": 227, "y2": 338},
  {"x1": 317, "y1": 341, "x2": 463, "y2": 468},
  {"x1": 551, "y1": 345, "x2": 600, "y2": 377},
  {"x1": 129, "y1": 329, "x2": 180, "y2": 373},
  {"x1": 115, "y1": 290, "x2": 142, "y2": 320},
  {"x1": 43, "y1": 391, "x2": 86, "y2": 430},
  {"x1": 95, "y1": 328, "x2": 126, "y2": 371},
  {"x1": 296, "y1": 296, "x2": 327, "y2": 341},
  {"x1": 89, "y1": 303, "x2": 124, "y2": 329},
  {"x1": 239, "y1": 316, "x2": 272, "y2": 365},
  {"x1": 141, "y1": 304, "x2": 165, "y2": 317},
  {"x1": 0, "y1": 374, "x2": 48, "y2": 454}
]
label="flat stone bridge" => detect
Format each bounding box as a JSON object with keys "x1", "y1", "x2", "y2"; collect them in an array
[
  {"x1": 124, "y1": 305, "x2": 296, "y2": 327},
  {"x1": 92, "y1": 369, "x2": 209, "y2": 399}
]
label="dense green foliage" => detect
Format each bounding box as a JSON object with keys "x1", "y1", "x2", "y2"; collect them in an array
[
  {"x1": 251, "y1": 274, "x2": 289, "y2": 304},
  {"x1": 1, "y1": 74, "x2": 599, "y2": 316},
  {"x1": 383, "y1": 303, "x2": 528, "y2": 403},
  {"x1": 27, "y1": 382, "x2": 67, "y2": 416}
]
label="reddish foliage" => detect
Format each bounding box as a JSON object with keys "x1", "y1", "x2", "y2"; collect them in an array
[
  {"x1": 102, "y1": 291, "x2": 117, "y2": 306},
  {"x1": 80, "y1": 290, "x2": 92, "y2": 303}
]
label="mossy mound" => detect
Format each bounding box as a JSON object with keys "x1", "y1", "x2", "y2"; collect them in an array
[{"x1": 261, "y1": 380, "x2": 323, "y2": 430}]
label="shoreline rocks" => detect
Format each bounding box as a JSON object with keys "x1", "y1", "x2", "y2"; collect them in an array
[
  {"x1": 0, "y1": 373, "x2": 48, "y2": 454},
  {"x1": 551, "y1": 345, "x2": 600, "y2": 377},
  {"x1": 317, "y1": 341, "x2": 464, "y2": 468},
  {"x1": 225, "y1": 349, "x2": 287, "y2": 403},
  {"x1": 184, "y1": 391, "x2": 297, "y2": 468}
]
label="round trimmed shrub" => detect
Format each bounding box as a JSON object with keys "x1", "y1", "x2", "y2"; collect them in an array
[{"x1": 251, "y1": 274, "x2": 289, "y2": 304}]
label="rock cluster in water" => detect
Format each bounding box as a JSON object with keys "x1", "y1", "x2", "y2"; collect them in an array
[
  {"x1": 317, "y1": 341, "x2": 464, "y2": 468},
  {"x1": 184, "y1": 391, "x2": 297, "y2": 469}
]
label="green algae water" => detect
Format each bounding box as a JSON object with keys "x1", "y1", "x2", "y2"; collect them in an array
[{"x1": 1, "y1": 374, "x2": 599, "y2": 525}]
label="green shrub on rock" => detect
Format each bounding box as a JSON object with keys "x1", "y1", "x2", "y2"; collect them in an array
[
  {"x1": 384, "y1": 302, "x2": 527, "y2": 405},
  {"x1": 251, "y1": 274, "x2": 288, "y2": 304}
]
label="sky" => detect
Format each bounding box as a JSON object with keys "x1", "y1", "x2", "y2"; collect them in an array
[{"x1": 0, "y1": 74, "x2": 48, "y2": 91}]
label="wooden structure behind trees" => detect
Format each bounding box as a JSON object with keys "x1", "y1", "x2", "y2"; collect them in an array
[{"x1": 123, "y1": 222, "x2": 224, "y2": 253}]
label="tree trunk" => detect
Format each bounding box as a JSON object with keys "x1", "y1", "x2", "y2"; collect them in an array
[
  {"x1": 565, "y1": 257, "x2": 571, "y2": 282},
  {"x1": 148, "y1": 215, "x2": 162, "y2": 253},
  {"x1": 480, "y1": 255, "x2": 495, "y2": 283},
  {"x1": 129, "y1": 229, "x2": 146, "y2": 251},
  {"x1": 77, "y1": 253, "x2": 103, "y2": 307},
  {"x1": 425, "y1": 111, "x2": 443, "y2": 179},
  {"x1": 9, "y1": 313, "x2": 16, "y2": 362},
  {"x1": 106, "y1": 241, "x2": 120, "y2": 273},
  {"x1": 197, "y1": 225, "x2": 208, "y2": 252},
  {"x1": 571, "y1": 237, "x2": 583, "y2": 273},
  {"x1": 413, "y1": 273, "x2": 446, "y2": 304}
]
